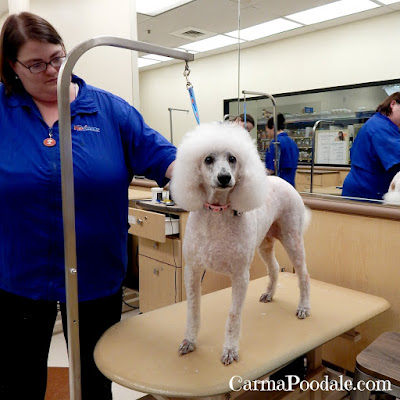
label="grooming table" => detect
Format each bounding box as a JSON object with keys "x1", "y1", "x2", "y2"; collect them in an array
[{"x1": 94, "y1": 273, "x2": 389, "y2": 399}]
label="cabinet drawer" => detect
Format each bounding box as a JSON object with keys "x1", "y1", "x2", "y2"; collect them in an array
[
  {"x1": 139, "y1": 237, "x2": 182, "y2": 267},
  {"x1": 139, "y1": 255, "x2": 182, "y2": 312},
  {"x1": 128, "y1": 208, "x2": 179, "y2": 242}
]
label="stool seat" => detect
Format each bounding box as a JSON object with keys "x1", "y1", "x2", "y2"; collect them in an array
[
  {"x1": 351, "y1": 331, "x2": 400, "y2": 400},
  {"x1": 356, "y1": 331, "x2": 400, "y2": 387}
]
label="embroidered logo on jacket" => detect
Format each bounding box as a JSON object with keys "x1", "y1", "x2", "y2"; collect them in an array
[{"x1": 73, "y1": 125, "x2": 100, "y2": 133}]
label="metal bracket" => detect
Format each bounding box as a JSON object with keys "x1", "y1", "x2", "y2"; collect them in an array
[{"x1": 242, "y1": 90, "x2": 279, "y2": 175}]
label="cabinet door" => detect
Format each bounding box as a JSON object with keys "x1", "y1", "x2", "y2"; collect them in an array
[
  {"x1": 139, "y1": 255, "x2": 182, "y2": 312},
  {"x1": 138, "y1": 237, "x2": 182, "y2": 267}
]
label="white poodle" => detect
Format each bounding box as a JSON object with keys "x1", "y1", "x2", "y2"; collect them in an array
[
  {"x1": 383, "y1": 171, "x2": 400, "y2": 205},
  {"x1": 170, "y1": 122, "x2": 311, "y2": 365}
]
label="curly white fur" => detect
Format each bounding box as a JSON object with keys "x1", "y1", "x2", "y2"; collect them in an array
[
  {"x1": 171, "y1": 122, "x2": 268, "y2": 213},
  {"x1": 383, "y1": 171, "x2": 400, "y2": 205},
  {"x1": 171, "y1": 122, "x2": 311, "y2": 365}
]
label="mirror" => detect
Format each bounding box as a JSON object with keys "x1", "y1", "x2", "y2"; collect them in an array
[
  {"x1": 224, "y1": 79, "x2": 400, "y2": 205},
  {"x1": 134, "y1": 1, "x2": 400, "y2": 209}
]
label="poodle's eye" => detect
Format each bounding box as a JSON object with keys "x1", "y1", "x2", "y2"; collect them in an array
[
  {"x1": 228, "y1": 155, "x2": 237, "y2": 164},
  {"x1": 204, "y1": 156, "x2": 214, "y2": 165}
]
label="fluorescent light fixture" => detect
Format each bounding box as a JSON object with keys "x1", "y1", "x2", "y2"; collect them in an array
[
  {"x1": 179, "y1": 35, "x2": 243, "y2": 53},
  {"x1": 174, "y1": 48, "x2": 199, "y2": 55},
  {"x1": 138, "y1": 58, "x2": 161, "y2": 68},
  {"x1": 376, "y1": 0, "x2": 400, "y2": 4},
  {"x1": 226, "y1": 18, "x2": 302, "y2": 41},
  {"x1": 383, "y1": 84, "x2": 400, "y2": 95},
  {"x1": 142, "y1": 54, "x2": 172, "y2": 62},
  {"x1": 286, "y1": 0, "x2": 379, "y2": 25},
  {"x1": 136, "y1": 0, "x2": 194, "y2": 17}
]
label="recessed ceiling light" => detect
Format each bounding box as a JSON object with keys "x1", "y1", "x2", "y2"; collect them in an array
[
  {"x1": 138, "y1": 58, "x2": 161, "y2": 68},
  {"x1": 226, "y1": 18, "x2": 302, "y2": 41},
  {"x1": 174, "y1": 48, "x2": 199, "y2": 55},
  {"x1": 136, "y1": 0, "x2": 194, "y2": 17},
  {"x1": 179, "y1": 35, "x2": 244, "y2": 53},
  {"x1": 376, "y1": 0, "x2": 400, "y2": 4},
  {"x1": 286, "y1": 0, "x2": 379, "y2": 25}
]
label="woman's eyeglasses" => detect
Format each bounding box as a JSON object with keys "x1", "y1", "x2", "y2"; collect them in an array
[{"x1": 16, "y1": 56, "x2": 66, "y2": 74}]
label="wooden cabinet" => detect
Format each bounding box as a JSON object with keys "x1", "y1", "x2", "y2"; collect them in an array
[{"x1": 138, "y1": 238, "x2": 182, "y2": 312}]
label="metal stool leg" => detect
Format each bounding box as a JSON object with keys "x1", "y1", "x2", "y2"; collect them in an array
[{"x1": 351, "y1": 367, "x2": 372, "y2": 400}]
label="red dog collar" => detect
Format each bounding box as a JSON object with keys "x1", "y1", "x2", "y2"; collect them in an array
[{"x1": 204, "y1": 203, "x2": 230, "y2": 212}]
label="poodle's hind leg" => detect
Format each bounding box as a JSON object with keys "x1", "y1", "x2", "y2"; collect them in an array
[
  {"x1": 221, "y1": 269, "x2": 250, "y2": 365},
  {"x1": 258, "y1": 237, "x2": 280, "y2": 303},
  {"x1": 280, "y1": 234, "x2": 310, "y2": 319},
  {"x1": 179, "y1": 266, "x2": 203, "y2": 355}
]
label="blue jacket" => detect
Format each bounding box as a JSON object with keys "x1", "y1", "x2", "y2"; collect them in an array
[
  {"x1": 342, "y1": 113, "x2": 400, "y2": 200},
  {"x1": 0, "y1": 76, "x2": 176, "y2": 301},
  {"x1": 265, "y1": 132, "x2": 299, "y2": 187}
]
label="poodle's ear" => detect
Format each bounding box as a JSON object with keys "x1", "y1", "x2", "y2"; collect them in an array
[
  {"x1": 170, "y1": 134, "x2": 206, "y2": 212},
  {"x1": 229, "y1": 141, "x2": 268, "y2": 213}
]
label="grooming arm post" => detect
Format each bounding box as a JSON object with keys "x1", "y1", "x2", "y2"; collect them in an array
[
  {"x1": 310, "y1": 120, "x2": 334, "y2": 193},
  {"x1": 242, "y1": 90, "x2": 278, "y2": 175},
  {"x1": 57, "y1": 36, "x2": 193, "y2": 400},
  {"x1": 168, "y1": 107, "x2": 189, "y2": 145}
]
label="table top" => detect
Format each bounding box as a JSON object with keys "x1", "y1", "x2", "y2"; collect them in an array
[{"x1": 94, "y1": 273, "x2": 390, "y2": 398}]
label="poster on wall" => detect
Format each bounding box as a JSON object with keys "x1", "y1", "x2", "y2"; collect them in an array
[{"x1": 316, "y1": 130, "x2": 349, "y2": 164}]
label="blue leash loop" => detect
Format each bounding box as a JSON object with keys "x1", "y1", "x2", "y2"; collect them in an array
[{"x1": 184, "y1": 63, "x2": 200, "y2": 125}]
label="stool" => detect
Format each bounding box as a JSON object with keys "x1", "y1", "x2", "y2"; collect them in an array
[{"x1": 351, "y1": 331, "x2": 400, "y2": 400}]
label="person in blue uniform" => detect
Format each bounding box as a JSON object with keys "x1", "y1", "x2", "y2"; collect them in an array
[
  {"x1": 342, "y1": 92, "x2": 400, "y2": 201},
  {"x1": 0, "y1": 12, "x2": 176, "y2": 399},
  {"x1": 265, "y1": 113, "x2": 299, "y2": 187}
]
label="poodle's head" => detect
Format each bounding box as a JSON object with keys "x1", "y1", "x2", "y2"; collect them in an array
[{"x1": 170, "y1": 122, "x2": 268, "y2": 212}]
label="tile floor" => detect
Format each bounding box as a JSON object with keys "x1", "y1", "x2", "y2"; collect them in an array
[{"x1": 48, "y1": 308, "x2": 146, "y2": 400}]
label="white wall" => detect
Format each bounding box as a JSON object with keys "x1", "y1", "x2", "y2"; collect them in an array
[
  {"x1": 139, "y1": 11, "x2": 400, "y2": 146},
  {"x1": 31, "y1": 0, "x2": 135, "y2": 103},
  {"x1": 1, "y1": 0, "x2": 136, "y2": 104}
]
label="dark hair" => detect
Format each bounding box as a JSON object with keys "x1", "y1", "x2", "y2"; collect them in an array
[
  {"x1": 376, "y1": 92, "x2": 400, "y2": 116},
  {"x1": 267, "y1": 113, "x2": 285, "y2": 131},
  {"x1": 0, "y1": 12, "x2": 65, "y2": 94},
  {"x1": 237, "y1": 113, "x2": 255, "y2": 127}
]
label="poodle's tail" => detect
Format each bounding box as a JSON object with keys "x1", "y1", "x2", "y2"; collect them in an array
[{"x1": 383, "y1": 191, "x2": 400, "y2": 205}]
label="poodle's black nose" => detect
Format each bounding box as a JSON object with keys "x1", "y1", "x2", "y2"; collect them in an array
[{"x1": 218, "y1": 173, "x2": 231, "y2": 187}]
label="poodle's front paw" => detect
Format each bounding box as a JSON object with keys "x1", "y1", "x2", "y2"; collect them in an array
[
  {"x1": 178, "y1": 339, "x2": 196, "y2": 355},
  {"x1": 259, "y1": 292, "x2": 273, "y2": 303},
  {"x1": 221, "y1": 347, "x2": 239, "y2": 365},
  {"x1": 296, "y1": 307, "x2": 310, "y2": 319}
]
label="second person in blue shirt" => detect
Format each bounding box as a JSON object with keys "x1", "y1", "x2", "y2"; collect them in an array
[{"x1": 265, "y1": 113, "x2": 299, "y2": 188}]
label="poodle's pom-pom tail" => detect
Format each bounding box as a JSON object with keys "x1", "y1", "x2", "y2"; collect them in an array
[
  {"x1": 383, "y1": 171, "x2": 400, "y2": 205},
  {"x1": 170, "y1": 122, "x2": 268, "y2": 212},
  {"x1": 383, "y1": 191, "x2": 400, "y2": 205}
]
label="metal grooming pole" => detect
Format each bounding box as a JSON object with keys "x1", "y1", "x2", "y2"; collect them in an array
[
  {"x1": 242, "y1": 90, "x2": 279, "y2": 175},
  {"x1": 168, "y1": 108, "x2": 189, "y2": 145},
  {"x1": 310, "y1": 120, "x2": 334, "y2": 193},
  {"x1": 57, "y1": 36, "x2": 194, "y2": 400}
]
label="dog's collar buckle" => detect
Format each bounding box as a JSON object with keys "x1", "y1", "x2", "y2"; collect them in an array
[{"x1": 204, "y1": 202, "x2": 230, "y2": 212}]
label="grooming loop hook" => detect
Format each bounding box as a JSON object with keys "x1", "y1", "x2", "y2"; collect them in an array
[{"x1": 184, "y1": 62, "x2": 192, "y2": 89}]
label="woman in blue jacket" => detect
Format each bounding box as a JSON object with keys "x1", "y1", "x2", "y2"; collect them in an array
[
  {"x1": 265, "y1": 113, "x2": 299, "y2": 187},
  {"x1": 0, "y1": 12, "x2": 176, "y2": 399},
  {"x1": 342, "y1": 92, "x2": 400, "y2": 201}
]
